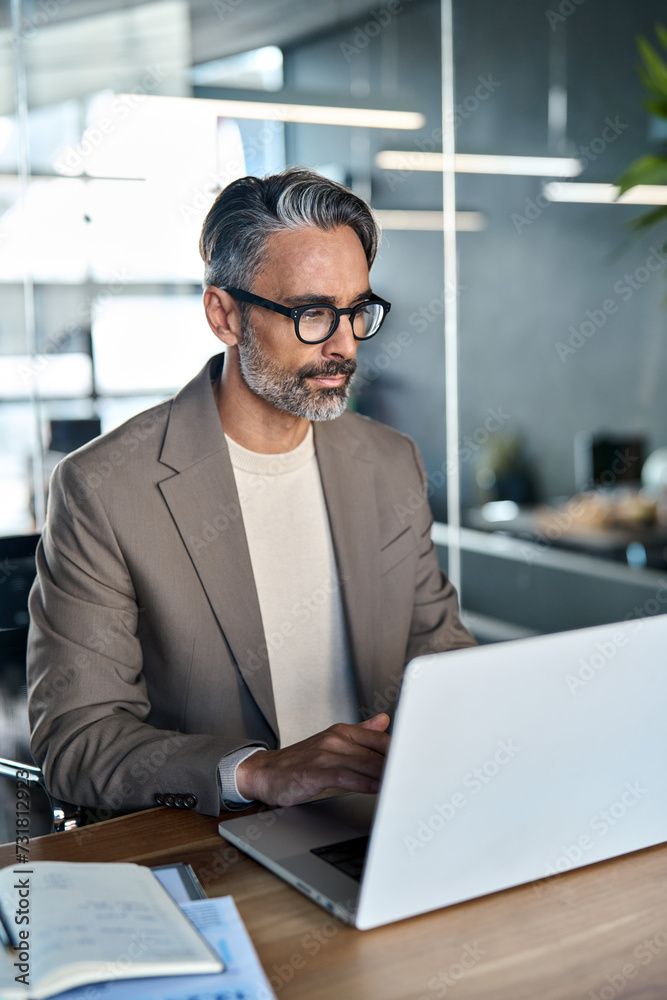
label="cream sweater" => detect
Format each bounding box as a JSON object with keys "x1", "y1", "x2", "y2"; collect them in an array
[{"x1": 217, "y1": 422, "x2": 360, "y2": 807}]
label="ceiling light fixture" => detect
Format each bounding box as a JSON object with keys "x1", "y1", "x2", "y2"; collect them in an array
[
  {"x1": 376, "y1": 150, "x2": 582, "y2": 177},
  {"x1": 117, "y1": 94, "x2": 425, "y2": 130},
  {"x1": 544, "y1": 182, "x2": 667, "y2": 205},
  {"x1": 373, "y1": 209, "x2": 486, "y2": 231}
]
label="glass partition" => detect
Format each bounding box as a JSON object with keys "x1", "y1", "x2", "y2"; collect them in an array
[
  {"x1": 1, "y1": 1, "x2": 237, "y2": 537},
  {"x1": 4, "y1": 0, "x2": 665, "y2": 648},
  {"x1": 0, "y1": 0, "x2": 444, "y2": 539},
  {"x1": 446, "y1": 0, "x2": 667, "y2": 641}
]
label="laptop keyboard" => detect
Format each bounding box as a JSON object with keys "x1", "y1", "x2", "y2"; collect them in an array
[{"x1": 311, "y1": 835, "x2": 370, "y2": 882}]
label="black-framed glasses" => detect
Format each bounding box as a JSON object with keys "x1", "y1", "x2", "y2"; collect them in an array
[{"x1": 221, "y1": 286, "x2": 392, "y2": 344}]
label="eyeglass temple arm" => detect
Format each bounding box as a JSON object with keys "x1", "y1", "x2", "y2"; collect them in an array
[{"x1": 221, "y1": 287, "x2": 293, "y2": 318}]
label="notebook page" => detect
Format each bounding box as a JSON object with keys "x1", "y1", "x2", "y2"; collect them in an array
[
  {"x1": 51, "y1": 896, "x2": 276, "y2": 1000},
  {"x1": 0, "y1": 863, "x2": 221, "y2": 998}
]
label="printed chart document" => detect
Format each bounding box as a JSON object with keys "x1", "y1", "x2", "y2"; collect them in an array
[{"x1": 0, "y1": 862, "x2": 223, "y2": 999}]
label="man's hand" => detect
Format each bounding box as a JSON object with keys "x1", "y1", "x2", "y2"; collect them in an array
[{"x1": 236, "y1": 713, "x2": 391, "y2": 807}]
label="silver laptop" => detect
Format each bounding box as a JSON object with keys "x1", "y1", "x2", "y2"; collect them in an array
[{"x1": 218, "y1": 614, "x2": 667, "y2": 930}]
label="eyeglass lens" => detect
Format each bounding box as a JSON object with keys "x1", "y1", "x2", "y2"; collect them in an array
[{"x1": 297, "y1": 302, "x2": 385, "y2": 342}]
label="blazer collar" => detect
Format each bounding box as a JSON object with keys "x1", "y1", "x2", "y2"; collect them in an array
[
  {"x1": 158, "y1": 352, "x2": 229, "y2": 473},
  {"x1": 158, "y1": 352, "x2": 363, "y2": 472},
  {"x1": 157, "y1": 352, "x2": 380, "y2": 742}
]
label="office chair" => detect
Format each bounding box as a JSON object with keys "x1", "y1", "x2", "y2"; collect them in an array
[
  {"x1": 0, "y1": 756, "x2": 84, "y2": 833},
  {"x1": 0, "y1": 534, "x2": 85, "y2": 834},
  {"x1": 0, "y1": 533, "x2": 41, "y2": 631}
]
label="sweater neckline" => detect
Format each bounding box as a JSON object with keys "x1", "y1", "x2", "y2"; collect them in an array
[{"x1": 224, "y1": 423, "x2": 315, "y2": 475}]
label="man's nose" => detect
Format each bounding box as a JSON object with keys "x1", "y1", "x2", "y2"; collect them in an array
[{"x1": 322, "y1": 313, "x2": 357, "y2": 359}]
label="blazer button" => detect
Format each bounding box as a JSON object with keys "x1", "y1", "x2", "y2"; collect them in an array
[
  {"x1": 154, "y1": 793, "x2": 164, "y2": 806},
  {"x1": 164, "y1": 794, "x2": 175, "y2": 807},
  {"x1": 175, "y1": 796, "x2": 185, "y2": 808},
  {"x1": 184, "y1": 794, "x2": 197, "y2": 809}
]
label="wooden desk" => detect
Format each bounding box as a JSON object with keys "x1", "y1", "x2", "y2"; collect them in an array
[{"x1": 2, "y1": 808, "x2": 667, "y2": 999}]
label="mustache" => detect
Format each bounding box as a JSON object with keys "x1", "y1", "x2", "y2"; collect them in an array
[{"x1": 301, "y1": 360, "x2": 357, "y2": 379}]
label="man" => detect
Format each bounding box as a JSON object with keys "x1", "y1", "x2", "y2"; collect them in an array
[{"x1": 26, "y1": 166, "x2": 475, "y2": 820}]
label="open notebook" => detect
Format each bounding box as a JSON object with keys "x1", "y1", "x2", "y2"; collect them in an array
[{"x1": 0, "y1": 862, "x2": 223, "y2": 1000}]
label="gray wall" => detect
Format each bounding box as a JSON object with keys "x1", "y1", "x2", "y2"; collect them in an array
[
  {"x1": 284, "y1": 0, "x2": 667, "y2": 514},
  {"x1": 283, "y1": 0, "x2": 450, "y2": 518},
  {"x1": 454, "y1": 0, "x2": 667, "y2": 503}
]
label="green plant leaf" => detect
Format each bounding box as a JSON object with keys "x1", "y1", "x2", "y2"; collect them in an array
[
  {"x1": 639, "y1": 70, "x2": 667, "y2": 102},
  {"x1": 643, "y1": 97, "x2": 667, "y2": 120},
  {"x1": 617, "y1": 154, "x2": 667, "y2": 194},
  {"x1": 628, "y1": 205, "x2": 667, "y2": 231},
  {"x1": 637, "y1": 35, "x2": 667, "y2": 95},
  {"x1": 618, "y1": 26, "x2": 667, "y2": 246}
]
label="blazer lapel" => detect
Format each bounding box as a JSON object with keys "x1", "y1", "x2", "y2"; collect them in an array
[
  {"x1": 157, "y1": 352, "x2": 382, "y2": 739},
  {"x1": 313, "y1": 420, "x2": 381, "y2": 716},
  {"x1": 157, "y1": 353, "x2": 279, "y2": 742}
]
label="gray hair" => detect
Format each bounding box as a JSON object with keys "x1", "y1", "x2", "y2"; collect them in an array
[{"x1": 198, "y1": 167, "x2": 381, "y2": 291}]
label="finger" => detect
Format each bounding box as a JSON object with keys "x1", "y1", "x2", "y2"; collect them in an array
[
  {"x1": 343, "y1": 723, "x2": 390, "y2": 755},
  {"x1": 316, "y1": 749, "x2": 386, "y2": 782},
  {"x1": 320, "y1": 768, "x2": 381, "y2": 796},
  {"x1": 325, "y1": 734, "x2": 389, "y2": 763},
  {"x1": 358, "y1": 712, "x2": 390, "y2": 730},
  {"x1": 275, "y1": 762, "x2": 380, "y2": 806}
]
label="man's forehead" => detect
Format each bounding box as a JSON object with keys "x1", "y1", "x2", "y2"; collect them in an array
[
  {"x1": 266, "y1": 222, "x2": 363, "y2": 249},
  {"x1": 280, "y1": 286, "x2": 373, "y2": 306},
  {"x1": 260, "y1": 225, "x2": 370, "y2": 302}
]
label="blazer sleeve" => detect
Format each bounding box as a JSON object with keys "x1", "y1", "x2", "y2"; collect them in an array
[
  {"x1": 403, "y1": 438, "x2": 477, "y2": 663},
  {"x1": 26, "y1": 456, "x2": 266, "y2": 818}
]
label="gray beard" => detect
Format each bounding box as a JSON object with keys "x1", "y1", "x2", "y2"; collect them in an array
[{"x1": 236, "y1": 319, "x2": 356, "y2": 421}]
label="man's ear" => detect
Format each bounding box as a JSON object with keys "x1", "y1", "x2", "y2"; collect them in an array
[{"x1": 203, "y1": 286, "x2": 242, "y2": 347}]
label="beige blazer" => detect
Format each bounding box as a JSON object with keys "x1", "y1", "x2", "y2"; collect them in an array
[{"x1": 26, "y1": 352, "x2": 475, "y2": 817}]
